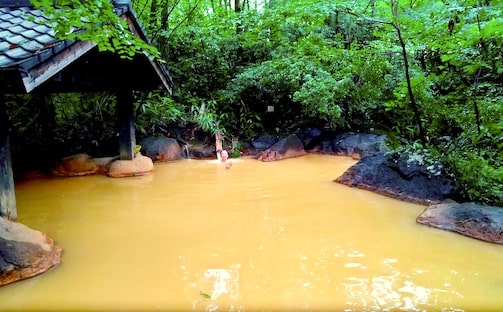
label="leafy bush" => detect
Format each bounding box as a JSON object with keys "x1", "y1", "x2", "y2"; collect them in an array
[
  {"x1": 445, "y1": 152, "x2": 503, "y2": 207},
  {"x1": 6, "y1": 92, "x2": 118, "y2": 171},
  {"x1": 135, "y1": 91, "x2": 184, "y2": 136},
  {"x1": 448, "y1": 122, "x2": 502, "y2": 204},
  {"x1": 51, "y1": 93, "x2": 118, "y2": 156}
]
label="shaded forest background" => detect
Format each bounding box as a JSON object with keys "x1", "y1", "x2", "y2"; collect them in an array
[{"x1": 6, "y1": 0, "x2": 503, "y2": 206}]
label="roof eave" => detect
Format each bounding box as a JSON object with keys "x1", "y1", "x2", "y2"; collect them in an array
[
  {"x1": 0, "y1": 0, "x2": 174, "y2": 94},
  {"x1": 122, "y1": 13, "x2": 173, "y2": 94}
]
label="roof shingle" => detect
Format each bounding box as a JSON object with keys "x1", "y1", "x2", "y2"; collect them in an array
[{"x1": 0, "y1": 5, "x2": 58, "y2": 67}]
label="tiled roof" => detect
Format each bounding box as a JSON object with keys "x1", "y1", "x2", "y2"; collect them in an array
[
  {"x1": 0, "y1": 1, "x2": 129, "y2": 69},
  {"x1": 0, "y1": 0, "x2": 173, "y2": 93}
]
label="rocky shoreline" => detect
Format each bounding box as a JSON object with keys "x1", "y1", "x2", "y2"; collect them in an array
[
  {"x1": 47, "y1": 129, "x2": 503, "y2": 246},
  {"x1": 3, "y1": 128, "x2": 501, "y2": 287},
  {"x1": 44, "y1": 129, "x2": 503, "y2": 246},
  {"x1": 252, "y1": 130, "x2": 502, "y2": 246}
]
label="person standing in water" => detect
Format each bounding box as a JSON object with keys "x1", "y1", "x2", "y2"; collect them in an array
[
  {"x1": 220, "y1": 150, "x2": 232, "y2": 169},
  {"x1": 215, "y1": 132, "x2": 232, "y2": 169}
]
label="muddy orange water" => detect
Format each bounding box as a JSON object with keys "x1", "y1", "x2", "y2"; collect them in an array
[{"x1": 0, "y1": 154, "x2": 502, "y2": 311}]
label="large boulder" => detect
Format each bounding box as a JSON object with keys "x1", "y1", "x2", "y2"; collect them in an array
[
  {"x1": 335, "y1": 151, "x2": 456, "y2": 205},
  {"x1": 186, "y1": 144, "x2": 215, "y2": 159},
  {"x1": 251, "y1": 134, "x2": 279, "y2": 152},
  {"x1": 0, "y1": 218, "x2": 62, "y2": 286},
  {"x1": 294, "y1": 129, "x2": 389, "y2": 159},
  {"x1": 417, "y1": 202, "x2": 503, "y2": 244},
  {"x1": 94, "y1": 156, "x2": 119, "y2": 175},
  {"x1": 294, "y1": 126, "x2": 323, "y2": 150},
  {"x1": 257, "y1": 134, "x2": 307, "y2": 162},
  {"x1": 332, "y1": 133, "x2": 389, "y2": 159},
  {"x1": 107, "y1": 154, "x2": 154, "y2": 178},
  {"x1": 140, "y1": 137, "x2": 183, "y2": 162},
  {"x1": 50, "y1": 153, "x2": 98, "y2": 177}
]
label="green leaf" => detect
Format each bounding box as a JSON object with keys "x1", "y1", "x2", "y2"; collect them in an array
[{"x1": 481, "y1": 18, "x2": 503, "y2": 39}]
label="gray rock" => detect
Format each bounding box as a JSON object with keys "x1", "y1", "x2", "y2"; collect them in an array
[
  {"x1": 50, "y1": 153, "x2": 98, "y2": 177},
  {"x1": 333, "y1": 133, "x2": 389, "y2": 158},
  {"x1": 294, "y1": 129, "x2": 389, "y2": 158},
  {"x1": 257, "y1": 134, "x2": 307, "y2": 162},
  {"x1": 417, "y1": 202, "x2": 503, "y2": 244},
  {"x1": 251, "y1": 134, "x2": 278, "y2": 152},
  {"x1": 186, "y1": 144, "x2": 215, "y2": 159},
  {"x1": 140, "y1": 137, "x2": 182, "y2": 162},
  {"x1": 294, "y1": 126, "x2": 323, "y2": 150},
  {"x1": 335, "y1": 151, "x2": 456, "y2": 205},
  {"x1": 107, "y1": 154, "x2": 154, "y2": 178},
  {"x1": 0, "y1": 218, "x2": 61, "y2": 286}
]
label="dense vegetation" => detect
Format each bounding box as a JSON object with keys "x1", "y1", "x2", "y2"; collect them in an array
[{"x1": 8, "y1": 0, "x2": 503, "y2": 206}]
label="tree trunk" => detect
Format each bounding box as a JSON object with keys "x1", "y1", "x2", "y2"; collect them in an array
[
  {"x1": 395, "y1": 25, "x2": 426, "y2": 145},
  {"x1": 149, "y1": 0, "x2": 158, "y2": 28},
  {"x1": 472, "y1": 14, "x2": 486, "y2": 134},
  {"x1": 391, "y1": 0, "x2": 426, "y2": 145},
  {"x1": 472, "y1": 68, "x2": 482, "y2": 134}
]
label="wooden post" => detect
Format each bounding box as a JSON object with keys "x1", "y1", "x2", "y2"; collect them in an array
[
  {"x1": 0, "y1": 94, "x2": 17, "y2": 221},
  {"x1": 215, "y1": 132, "x2": 223, "y2": 161},
  {"x1": 116, "y1": 89, "x2": 136, "y2": 160}
]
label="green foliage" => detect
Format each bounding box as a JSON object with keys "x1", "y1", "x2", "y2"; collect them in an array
[
  {"x1": 51, "y1": 93, "x2": 118, "y2": 156},
  {"x1": 453, "y1": 155, "x2": 503, "y2": 207},
  {"x1": 135, "y1": 91, "x2": 184, "y2": 135},
  {"x1": 293, "y1": 69, "x2": 344, "y2": 127},
  {"x1": 230, "y1": 141, "x2": 243, "y2": 158},
  {"x1": 7, "y1": 93, "x2": 119, "y2": 161},
  {"x1": 441, "y1": 125, "x2": 503, "y2": 206},
  {"x1": 135, "y1": 92, "x2": 223, "y2": 137},
  {"x1": 215, "y1": 1, "x2": 400, "y2": 134},
  {"x1": 413, "y1": 0, "x2": 503, "y2": 204},
  {"x1": 6, "y1": 94, "x2": 53, "y2": 150},
  {"x1": 188, "y1": 99, "x2": 223, "y2": 135},
  {"x1": 156, "y1": 4, "x2": 265, "y2": 139}
]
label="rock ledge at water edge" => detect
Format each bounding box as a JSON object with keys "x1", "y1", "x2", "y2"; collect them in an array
[
  {"x1": 335, "y1": 151, "x2": 503, "y2": 244},
  {"x1": 0, "y1": 218, "x2": 62, "y2": 286},
  {"x1": 335, "y1": 152, "x2": 456, "y2": 205},
  {"x1": 417, "y1": 202, "x2": 503, "y2": 245},
  {"x1": 256, "y1": 134, "x2": 307, "y2": 161}
]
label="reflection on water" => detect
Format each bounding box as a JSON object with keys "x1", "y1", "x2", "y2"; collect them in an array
[
  {"x1": 192, "y1": 265, "x2": 242, "y2": 312},
  {"x1": 0, "y1": 154, "x2": 502, "y2": 311}
]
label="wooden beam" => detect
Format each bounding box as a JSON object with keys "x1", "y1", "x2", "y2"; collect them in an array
[
  {"x1": 1, "y1": 1, "x2": 34, "y2": 7},
  {"x1": 22, "y1": 40, "x2": 97, "y2": 93},
  {"x1": 0, "y1": 94, "x2": 17, "y2": 221},
  {"x1": 117, "y1": 90, "x2": 136, "y2": 160},
  {"x1": 122, "y1": 14, "x2": 173, "y2": 94}
]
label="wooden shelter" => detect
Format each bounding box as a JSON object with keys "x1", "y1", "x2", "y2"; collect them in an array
[{"x1": 0, "y1": 0, "x2": 173, "y2": 220}]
